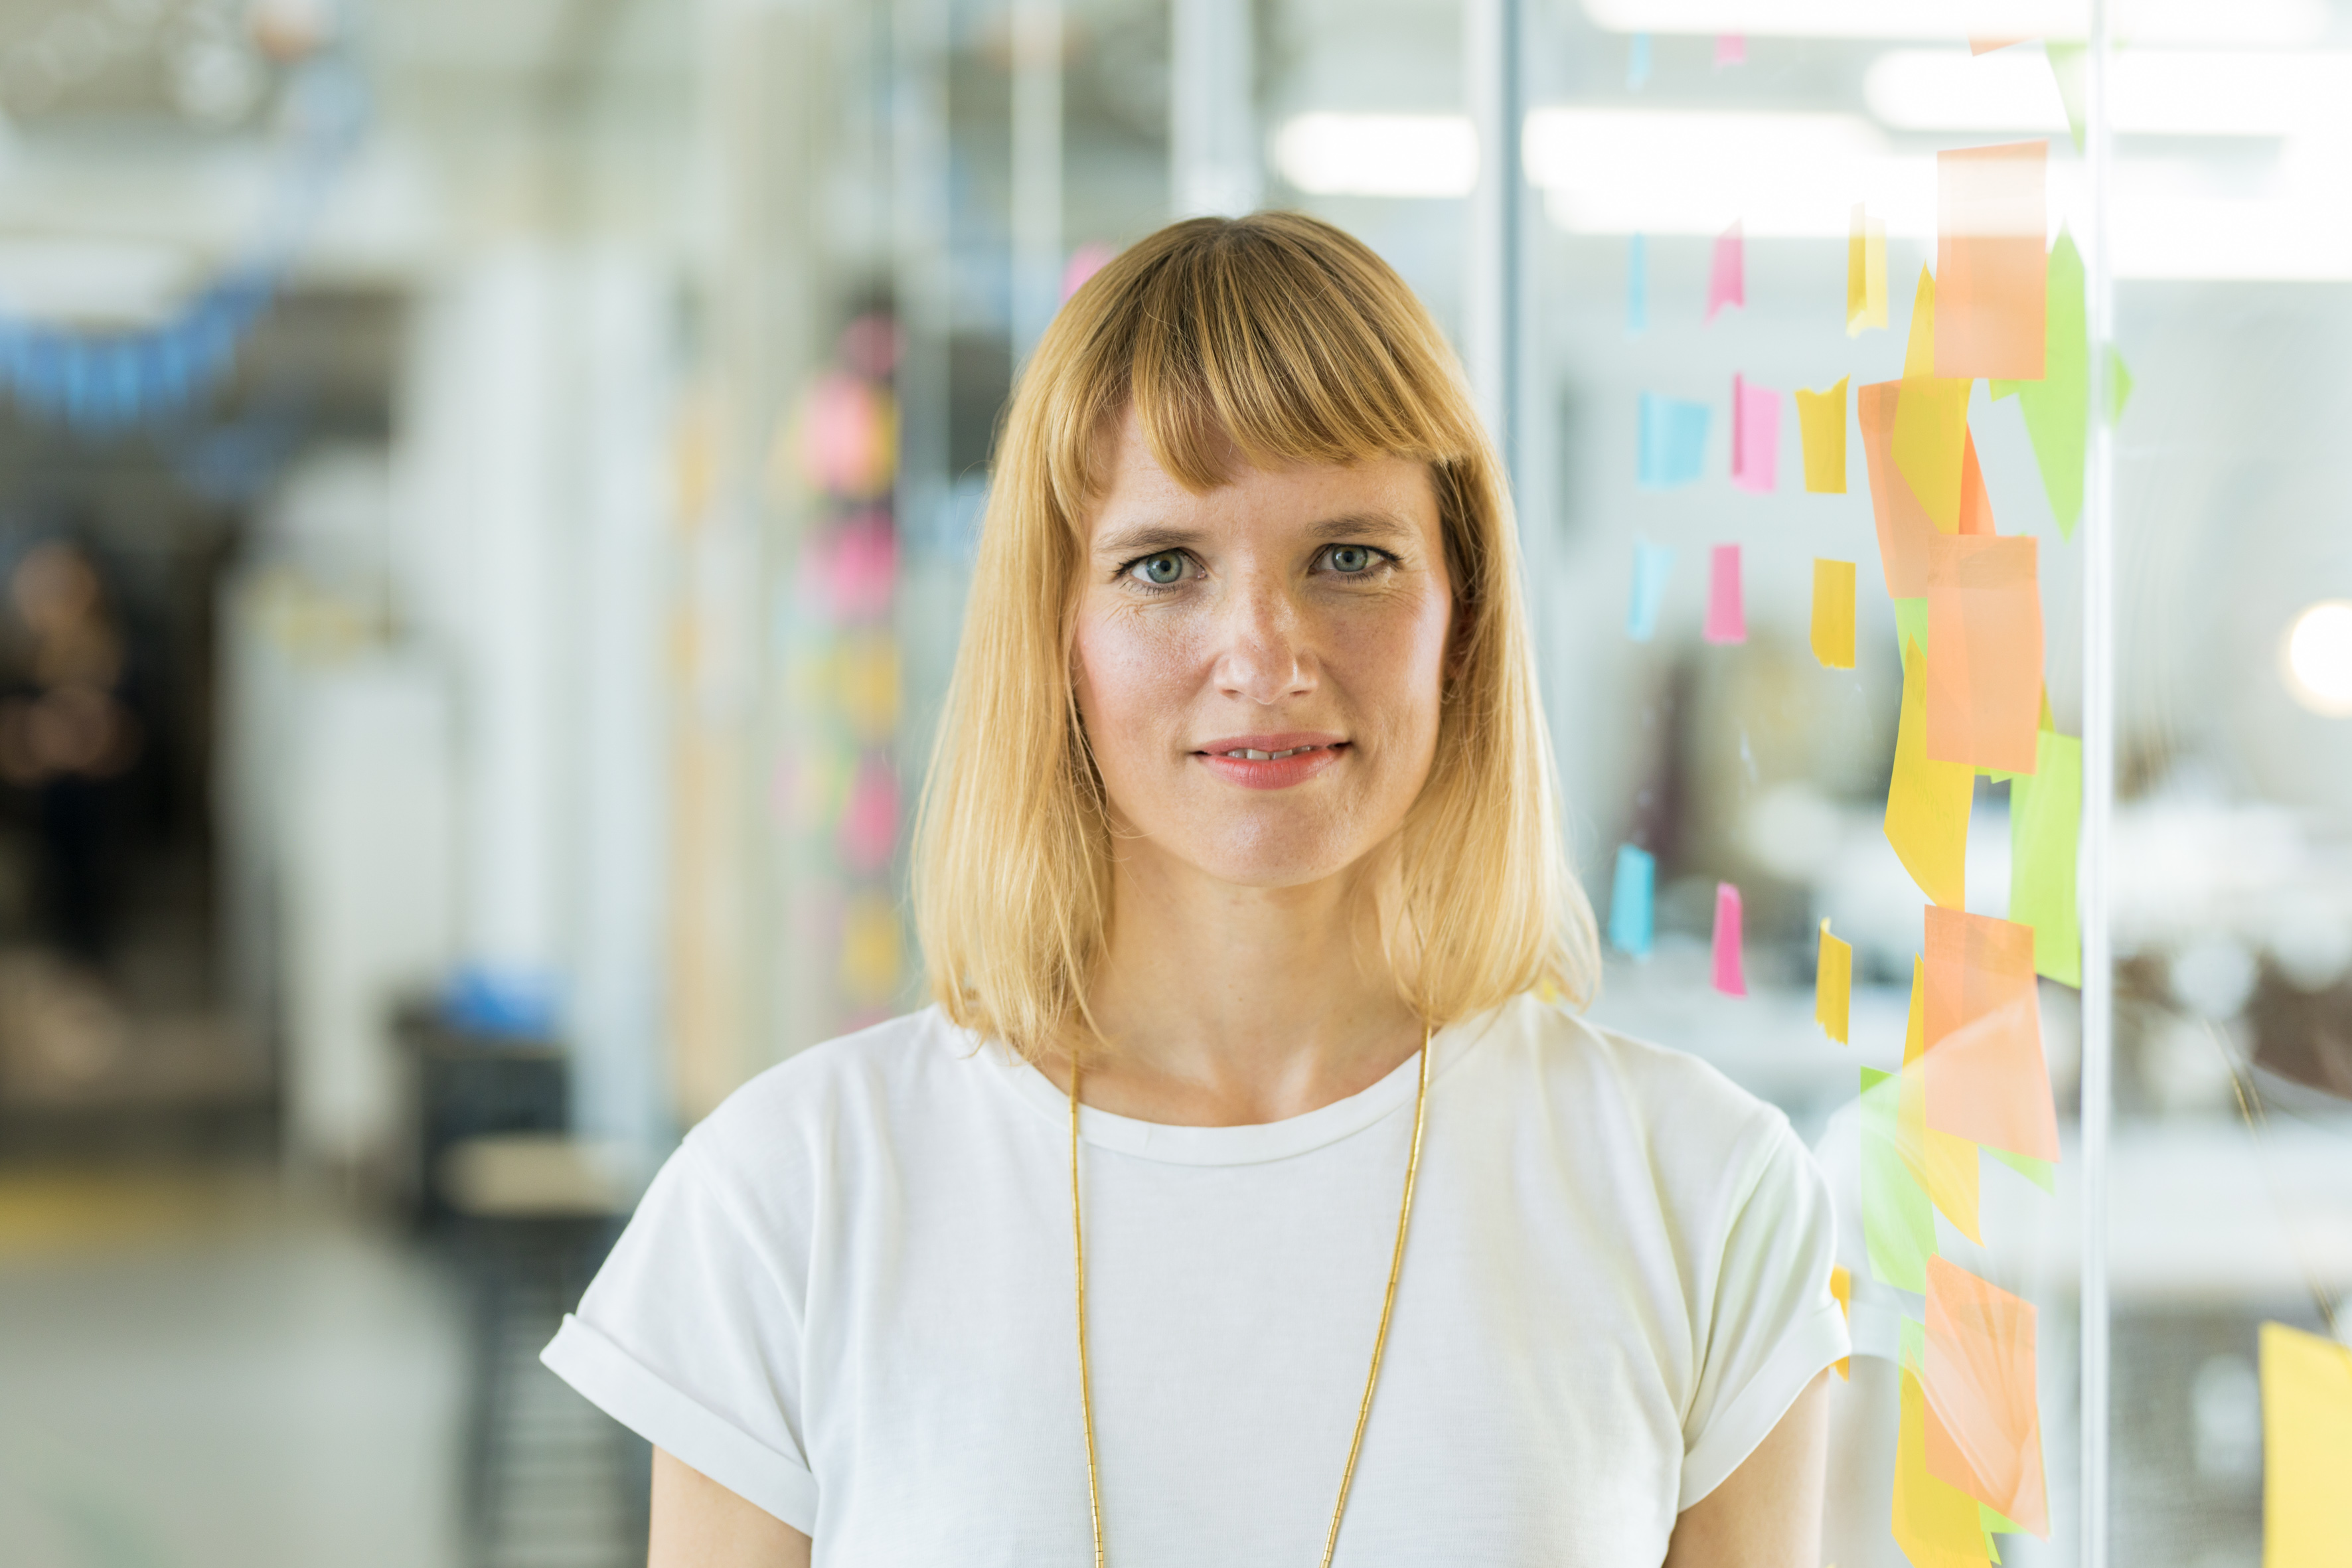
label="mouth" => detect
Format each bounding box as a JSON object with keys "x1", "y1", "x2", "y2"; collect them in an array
[{"x1": 1191, "y1": 734, "x2": 1348, "y2": 791}]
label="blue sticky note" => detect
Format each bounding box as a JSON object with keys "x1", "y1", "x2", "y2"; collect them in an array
[
  {"x1": 1627, "y1": 233, "x2": 1648, "y2": 335},
  {"x1": 1626, "y1": 33, "x2": 1653, "y2": 91},
  {"x1": 1625, "y1": 540, "x2": 1673, "y2": 641},
  {"x1": 1608, "y1": 844, "x2": 1656, "y2": 957},
  {"x1": 1638, "y1": 394, "x2": 1709, "y2": 489}
]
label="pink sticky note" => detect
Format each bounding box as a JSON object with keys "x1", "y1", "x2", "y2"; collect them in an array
[
  {"x1": 1713, "y1": 882, "x2": 1747, "y2": 996},
  {"x1": 1707, "y1": 220, "x2": 1745, "y2": 320},
  {"x1": 840, "y1": 753, "x2": 901, "y2": 874},
  {"x1": 1705, "y1": 543, "x2": 1746, "y2": 644},
  {"x1": 1731, "y1": 374, "x2": 1780, "y2": 493},
  {"x1": 1715, "y1": 33, "x2": 1747, "y2": 67},
  {"x1": 1061, "y1": 242, "x2": 1116, "y2": 302}
]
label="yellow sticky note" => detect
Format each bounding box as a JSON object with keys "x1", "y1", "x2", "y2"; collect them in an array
[
  {"x1": 1812, "y1": 559, "x2": 1857, "y2": 670},
  {"x1": 1894, "y1": 268, "x2": 1974, "y2": 530},
  {"x1": 1848, "y1": 203, "x2": 1887, "y2": 335},
  {"x1": 1796, "y1": 376, "x2": 1849, "y2": 493},
  {"x1": 1898, "y1": 957, "x2": 1982, "y2": 1243},
  {"x1": 1887, "y1": 638, "x2": 1972, "y2": 909},
  {"x1": 2262, "y1": 1322, "x2": 2352, "y2": 1568},
  {"x1": 1897, "y1": 1366, "x2": 1998, "y2": 1568},
  {"x1": 1817, "y1": 918, "x2": 1853, "y2": 1043},
  {"x1": 1831, "y1": 1265, "x2": 1853, "y2": 1381}
]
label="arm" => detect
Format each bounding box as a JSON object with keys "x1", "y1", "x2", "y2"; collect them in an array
[
  {"x1": 1662, "y1": 1370, "x2": 1832, "y2": 1568},
  {"x1": 651, "y1": 1448, "x2": 812, "y2": 1568}
]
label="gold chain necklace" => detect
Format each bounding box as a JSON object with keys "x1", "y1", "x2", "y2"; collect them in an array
[{"x1": 1068, "y1": 1024, "x2": 1433, "y2": 1568}]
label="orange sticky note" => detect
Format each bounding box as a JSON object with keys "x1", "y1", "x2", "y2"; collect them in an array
[
  {"x1": 1926, "y1": 536, "x2": 2044, "y2": 775},
  {"x1": 1922, "y1": 1257, "x2": 2049, "y2": 1537},
  {"x1": 1957, "y1": 429, "x2": 1996, "y2": 536},
  {"x1": 1897, "y1": 955, "x2": 1982, "y2": 1243},
  {"x1": 1936, "y1": 143, "x2": 2047, "y2": 381},
  {"x1": 1796, "y1": 376, "x2": 1848, "y2": 493},
  {"x1": 1830, "y1": 1265, "x2": 1851, "y2": 1379},
  {"x1": 1887, "y1": 639, "x2": 1972, "y2": 909},
  {"x1": 1895, "y1": 268, "x2": 1974, "y2": 530},
  {"x1": 1923, "y1": 907, "x2": 2061, "y2": 1162},
  {"x1": 1896, "y1": 1366, "x2": 1998, "y2": 1568},
  {"x1": 1858, "y1": 381, "x2": 1942, "y2": 599},
  {"x1": 1812, "y1": 559, "x2": 1857, "y2": 669},
  {"x1": 2261, "y1": 1322, "x2": 2352, "y2": 1568},
  {"x1": 1817, "y1": 917, "x2": 1852, "y2": 1042}
]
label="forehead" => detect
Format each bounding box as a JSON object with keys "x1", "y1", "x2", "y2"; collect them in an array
[{"x1": 1087, "y1": 407, "x2": 1437, "y2": 542}]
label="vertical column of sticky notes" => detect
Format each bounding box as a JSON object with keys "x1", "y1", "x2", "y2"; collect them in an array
[{"x1": 1840, "y1": 142, "x2": 2092, "y2": 1568}]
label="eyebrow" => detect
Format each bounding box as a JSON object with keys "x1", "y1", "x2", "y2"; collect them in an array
[{"x1": 1093, "y1": 510, "x2": 1420, "y2": 559}]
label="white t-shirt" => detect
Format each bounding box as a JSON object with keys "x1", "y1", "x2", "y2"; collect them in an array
[{"x1": 543, "y1": 993, "x2": 1848, "y2": 1566}]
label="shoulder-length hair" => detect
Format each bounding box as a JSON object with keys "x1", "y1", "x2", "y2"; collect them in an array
[{"x1": 912, "y1": 210, "x2": 1597, "y2": 1060}]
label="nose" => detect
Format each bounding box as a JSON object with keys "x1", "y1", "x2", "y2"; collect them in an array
[{"x1": 1211, "y1": 576, "x2": 1317, "y2": 704}]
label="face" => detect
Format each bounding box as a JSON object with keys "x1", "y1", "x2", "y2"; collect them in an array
[{"x1": 1071, "y1": 411, "x2": 1456, "y2": 892}]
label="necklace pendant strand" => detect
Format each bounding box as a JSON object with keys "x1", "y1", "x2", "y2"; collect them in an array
[{"x1": 1068, "y1": 1024, "x2": 1434, "y2": 1568}]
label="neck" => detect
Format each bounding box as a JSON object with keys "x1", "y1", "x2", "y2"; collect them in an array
[{"x1": 1067, "y1": 848, "x2": 1425, "y2": 1127}]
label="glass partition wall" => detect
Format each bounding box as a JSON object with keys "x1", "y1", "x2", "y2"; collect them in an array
[{"x1": 694, "y1": 3, "x2": 2352, "y2": 1562}]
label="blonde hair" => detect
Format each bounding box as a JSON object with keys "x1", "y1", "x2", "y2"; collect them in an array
[{"x1": 913, "y1": 211, "x2": 1597, "y2": 1059}]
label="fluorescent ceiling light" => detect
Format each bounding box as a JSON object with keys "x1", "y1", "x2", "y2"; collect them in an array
[
  {"x1": 2282, "y1": 601, "x2": 2352, "y2": 717},
  {"x1": 1582, "y1": 0, "x2": 2326, "y2": 46},
  {"x1": 1867, "y1": 48, "x2": 2352, "y2": 137},
  {"x1": 1273, "y1": 114, "x2": 1478, "y2": 198}
]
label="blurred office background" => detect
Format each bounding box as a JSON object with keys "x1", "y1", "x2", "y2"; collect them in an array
[{"x1": 0, "y1": 1, "x2": 2346, "y2": 1565}]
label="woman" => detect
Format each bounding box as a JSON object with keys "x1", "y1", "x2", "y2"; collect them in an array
[{"x1": 544, "y1": 212, "x2": 1847, "y2": 1566}]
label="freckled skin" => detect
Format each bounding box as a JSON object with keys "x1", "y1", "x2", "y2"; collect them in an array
[{"x1": 1072, "y1": 412, "x2": 1455, "y2": 891}]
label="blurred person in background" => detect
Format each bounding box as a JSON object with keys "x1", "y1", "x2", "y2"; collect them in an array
[
  {"x1": 0, "y1": 538, "x2": 145, "y2": 969},
  {"x1": 544, "y1": 214, "x2": 1847, "y2": 1566}
]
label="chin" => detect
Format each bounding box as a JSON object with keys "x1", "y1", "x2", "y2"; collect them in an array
[{"x1": 1184, "y1": 818, "x2": 1379, "y2": 891}]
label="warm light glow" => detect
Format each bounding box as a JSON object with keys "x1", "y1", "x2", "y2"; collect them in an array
[
  {"x1": 1865, "y1": 48, "x2": 2352, "y2": 137},
  {"x1": 1272, "y1": 114, "x2": 1478, "y2": 198},
  {"x1": 2282, "y1": 601, "x2": 2352, "y2": 717},
  {"x1": 1582, "y1": 0, "x2": 2325, "y2": 46}
]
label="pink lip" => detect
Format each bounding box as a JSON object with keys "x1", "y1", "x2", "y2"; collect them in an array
[{"x1": 1192, "y1": 732, "x2": 1348, "y2": 791}]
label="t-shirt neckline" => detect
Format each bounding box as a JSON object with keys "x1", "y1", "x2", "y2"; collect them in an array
[{"x1": 971, "y1": 1004, "x2": 1508, "y2": 1168}]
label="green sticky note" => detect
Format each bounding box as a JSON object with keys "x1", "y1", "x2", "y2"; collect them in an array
[
  {"x1": 2009, "y1": 730, "x2": 2082, "y2": 987},
  {"x1": 1990, "y1": 378, "x2": 2021, "y2": 401},
  {"x1": 2045, "y1": 43, "x2": 2087, "y2": 152},
  {"x1": 2017, "y1": 230, "x2": 2088, "y2": 538},
  {"x1": 1861, "y1": 1067, "x2": 1938, "y2": 1293},
  {"x1": 2107, "y1": 345, "x2": 2134, "y2": 424},
  {"x1": 1895, "y1": 597, "x2": 1929, "y2": 659},
  {"x1": 1990, "y1": 1146, "x2": 2059, "y2": 1193}
]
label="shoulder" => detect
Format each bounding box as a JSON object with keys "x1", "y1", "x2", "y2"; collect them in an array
[
  {"x1": 1477, "y1": 993, "x2": 1810, "y2": 1208},
  {"x1": 680, "y1": 1005, "x2": 982, "y2": 1202}
]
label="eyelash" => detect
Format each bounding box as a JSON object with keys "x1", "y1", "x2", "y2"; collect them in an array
[{"x1": 1114, "y1": 545, "x2": 1398, "y2": 595}]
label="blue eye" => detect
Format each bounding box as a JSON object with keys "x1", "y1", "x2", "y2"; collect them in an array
[
  {"x1": 1130, "y1": 552, "x2": 1187, "y2": 586},
  {"x1": 1328, "y1": 545, "x2": 1373, "y2": 573}
]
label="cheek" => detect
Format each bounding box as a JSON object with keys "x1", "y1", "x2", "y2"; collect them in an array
[{"x1": 1072, "y1": 608, "x2": 1194, "y2": 759}]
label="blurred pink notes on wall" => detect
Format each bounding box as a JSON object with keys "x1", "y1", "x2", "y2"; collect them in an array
[
  {"x1": 1715, "y1": 33, "x2": 1747, "y2": 66},
  {"x1": 821, "y1": 512, "x2": 898, "y2": 620},
  {"x1": 1705, "y1": 544, "x2": 1746, "y2": 644},
  {"x1": 1731, "y1": 374, "x2": 1780, "y2": 493},
  {"x1": 1712, "y1": 883, "x2": 1747, "y2": 996},
  {"x1": 1061, "y1": 242, "x2": 1116, "y2": 302},
  {"x1": 839, "y1": 754, "x2": 900, "y2": 874},
  {"x1": 1707, "y1": 220, "x2": 1745, "y2": 321}
]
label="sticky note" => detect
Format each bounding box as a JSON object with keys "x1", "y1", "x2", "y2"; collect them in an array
[
  {"x1": 1731, "y1": 375, "x2": 1779, "y2": 493},
  {"x1": 1901, "y1": 955, "x2": 1984, "y2": 1244},
  {"x1": 1707, "y1": 220, "x2": 1744, "y2": 321},
  {"x1": 2260, "y1": 1322, "x2": 2352, "y2": 1568},
  {"x1": 2107, "y1": 345, "x2": 2134, "y2": 423},
  {"x1": 1817, "y1": 918, "x2": 1852, "y2": 1043},
  {"x1": 1926, "y1": 536, "x2": 2044, "y2": 775},
  {"x1": 1714, "y1": 32, "x2": 1745, "y2": 67},
  {"x1": 1626, "y1": 31, "x2": 1652, "y2": 91},
  {"x1": 1625, "y1": 540, "x2": 1674, "y2": 642},
  {"x1": 2009, "y1": 728, "x2": 2082, "y2": 987},
  {"x1": 1638, "y1": 394, "x2": 1709, "y2": 488},
  {"x1": 1848, "y1": 204, "x2": 1887, "y2": 335},
  {"x1": 839, "y1": 753, "x2": 900, "y2": 873},
  {"x1": 1896, "y1": 1367, "x2": 1998, "y2": 1568},
  {"x1": 1936, "y1": 143, "x2": 2047, "y2": 382},
  {"x1": 1892, "y1": 267, "x2": 1974, "y2": 530},
  {"x1": 1796, "y1": 376, "x2": 1847, "y2": 493},
  {"x1": 1831, "y1": 1265, "x2": 1853, "y2": 1379},
  {"x1": 1999, "y1": 230, "x2": 2088, "y2": 538},
  {"x1": 1922, "y1": 1257, "x2": 2049, "y2": 1536},
  {"x1": 2045, "y1": 43, "x2": 2087, "y2": 151},
  {"x1": 1812, "y1": 559, "x2": 1857, "y2": 669},
  {"x1": 1860, "y1": 1067, "x2": 1936, "y2": 1294},
  {"x1": 1608, "y1": 843, "x2": 1655, "y2": 957},
  {"x1": 1923, "y1": 907, "x2": 2062, "y2": 1163},
  {"x1": 1704, "y1": 544, "x2": 1745, "y2": 644},
  {"x1": 1895, "y1": 597, "x2": 1929, "y2": 659},
  {"x1": 1858, "y1": 381, "x2": 1944, "y2": 599},
  {"x1": 1990, "y1": 1147, "x2": 2057, "y2": 1192},
  {"x1": 1627, "y1": 233, "x2": 1648, "y2": 334},
  {"x1": 1956, "y1": 429, "x2": 1996, "y2": 536},
  {"x1": 1970, "y1": 35, "x2": 2028, "y2": 54},
  {"x1": 1711, "y1": 882, "x2": 1746, "y2": 996},
  {"x1": 1887, "y1": 638, "x2": 1972, "y2": 909}
]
